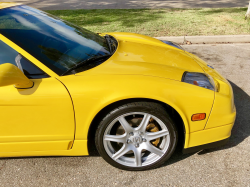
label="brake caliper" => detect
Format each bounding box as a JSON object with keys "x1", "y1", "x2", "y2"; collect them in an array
[{"x1": 146, "y1": 119, "x2": 160, "y2": 146}]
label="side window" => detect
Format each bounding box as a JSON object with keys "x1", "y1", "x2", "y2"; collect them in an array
[
  {"x1": 16, "y1": 54, "x2": 49, "y2": 79},
  {"x1": 0, "y1": 39, "x2": 18, "y2": 66},
  {"x1": 0, "y1": 39, "x2": 49, "y2": 79}
]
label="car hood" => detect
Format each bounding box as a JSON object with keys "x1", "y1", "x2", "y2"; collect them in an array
[{"x1": 76, "y1": 32, "x2": 204, "y2": 81}]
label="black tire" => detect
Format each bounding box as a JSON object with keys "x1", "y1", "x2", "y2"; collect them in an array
[{"x1": 95, "y1": 102, "x2": 178, "y2": 171}]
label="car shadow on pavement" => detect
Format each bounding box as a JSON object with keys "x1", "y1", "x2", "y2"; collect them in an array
[
  {"x1": 161, "y1": 80, "x2": 250, "y2": 168},
  {"x1": 160, "y1": 144, "x2": 196, "y2": 168}
]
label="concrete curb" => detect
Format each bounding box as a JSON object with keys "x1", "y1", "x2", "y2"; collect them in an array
[{"x1": 155, "y1": 35, "x2": 250, "y2": 45}]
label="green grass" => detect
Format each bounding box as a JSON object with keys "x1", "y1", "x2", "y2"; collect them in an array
[{"x1": 47, "y1": 8, "x2": 250, "y2": 37}]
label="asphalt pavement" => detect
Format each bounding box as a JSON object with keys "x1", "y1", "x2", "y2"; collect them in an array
[
  {"x1": 1, "y1": 0, "x2": 249, "y2": 10},
  {"x1": 0, "y1": 43, "x2": 249, "y2": 186}
]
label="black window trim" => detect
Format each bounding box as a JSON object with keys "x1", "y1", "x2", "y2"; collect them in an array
[{"x1": 16, "y1": 54, "x2": 50, "y2": 79}]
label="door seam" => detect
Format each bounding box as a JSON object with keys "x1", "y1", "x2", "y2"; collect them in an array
[{"x1": 55, "y1": 77, "x2": 76, "y2": 149}]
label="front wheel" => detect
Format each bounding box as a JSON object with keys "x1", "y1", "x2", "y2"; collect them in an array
[{"x1": 95, "y1": 102, "x2": 178, "y2": 171}]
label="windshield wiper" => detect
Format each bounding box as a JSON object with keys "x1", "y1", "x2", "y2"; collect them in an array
[
  {"x1": 61, "y1": 54, "x2": 111, "y2": 76},
  {"x1": 105, "y1": 34, "x2": 113, "y2": 53},
  {"x1": 105, "y1": 34, "x2": 118, "y2": 53}
]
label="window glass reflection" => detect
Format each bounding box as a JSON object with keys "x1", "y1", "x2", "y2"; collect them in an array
[{"x1": 0, "y1": 5, "x2": 110, "y2": 75}]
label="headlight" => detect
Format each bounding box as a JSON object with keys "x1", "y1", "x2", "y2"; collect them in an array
[
  {"x1": 182, "y1": 72, "x2": 215, "y2": 91},
  {"x1": 160, "y1": 40, "x2": 183, "y2": 50}
]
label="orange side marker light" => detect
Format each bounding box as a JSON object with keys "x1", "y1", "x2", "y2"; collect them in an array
[{"x1": 192, "y1": 113, "x2": 206, "y2": 121}]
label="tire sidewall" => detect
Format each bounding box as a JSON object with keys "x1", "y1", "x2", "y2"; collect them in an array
[{"x1": 95, "y1": 103, "x2": 178, "y2": 171}]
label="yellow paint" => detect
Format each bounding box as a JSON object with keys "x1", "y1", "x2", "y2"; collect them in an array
[
  {"x1": 59, "y1": 74, "x2": 214, "y2": 140},
  {"x1": 0, "y1": 2, "x2": 21, "y2": 9},
  {"x1": 0, "y1": 13, "x2": 236, "y2": 157},
  {"x1": 205, "y1": 79, "x2": 236, "y2": 129},
  {"x1": 0, "y1": 63, "x2": 33, "y2": 88},
  {"x1": 188, "y1": 123, "x2": 234, "y2": 147},
  {"x1": 186, "y1": 51, "x2": 236, "y2": 130},
  {"x1": 0, "y1": 140, "x2": 88, "y2": 157},
  {"x1": 0, "y1": 141, "x2": 71, "y2": 152},
  {"x1": 0, "y1": 78, "x2": 75, "y2": 152}
]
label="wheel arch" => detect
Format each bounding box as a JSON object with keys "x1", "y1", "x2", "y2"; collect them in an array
[{"x1": 87, "y1": 98, "x2": 188, "y2": 155}]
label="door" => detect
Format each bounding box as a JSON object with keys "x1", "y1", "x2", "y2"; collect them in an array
[{"x1": 0, "y1": 39, "x2": 75, "y2": 152}]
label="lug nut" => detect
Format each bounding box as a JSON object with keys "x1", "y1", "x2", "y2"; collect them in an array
[
  {"x1": 135, "y1": 143, "x2": 140, "y2": 148},
  {"x1": 127, "y1": 139, "x2": 131, "y2": 144},
  {"x1": 142, "y1": 138, "x2": 147, "y2": 142},
  {"x1": 129, "y1": 132, "x2": 134, "y2": 136}
]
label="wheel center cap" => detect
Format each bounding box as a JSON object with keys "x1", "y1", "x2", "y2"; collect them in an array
[{"x1": 131, "y1": 136, "x2": 142, "y2": 144}]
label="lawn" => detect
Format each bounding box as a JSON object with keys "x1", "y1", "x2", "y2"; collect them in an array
[{"x1": 47, "y1": 8, "x2": 250, "y2": 37}]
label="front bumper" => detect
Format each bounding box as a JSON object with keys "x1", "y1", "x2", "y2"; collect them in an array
[
  {"x1": 183, "y1": 122, "x2": 234, "y2": 154},
  {"x1": 205, "y1": 78, "x2": 236, "y2": 129},
  {"x1": 183, "y1": 137, "x2": 230, "y2": 154},
  {"x1": 183, "y1": 76, "x2": 236, "y2": 152}
]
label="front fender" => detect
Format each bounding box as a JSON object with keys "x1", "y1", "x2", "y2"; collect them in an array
[{"x1": 59, "y1": 74, "x2": 214, "y2": 149}]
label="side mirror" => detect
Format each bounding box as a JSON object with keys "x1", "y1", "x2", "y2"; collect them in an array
[{"x1": 0, "y1": 63, "x2": 33, "y2": 89}]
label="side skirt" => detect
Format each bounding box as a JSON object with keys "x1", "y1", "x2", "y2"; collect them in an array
[{"x1": 0, "y1": 140, "x2": 88, "y2": 157}]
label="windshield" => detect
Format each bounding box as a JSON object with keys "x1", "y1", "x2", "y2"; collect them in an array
[{"x1": 0, "y1": 5, "x2": 110, "y2": 75}]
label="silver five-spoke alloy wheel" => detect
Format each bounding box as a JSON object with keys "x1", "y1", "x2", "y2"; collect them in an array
[{"x1": 103, "y1": 112, "x2": 170, "y2": 167}]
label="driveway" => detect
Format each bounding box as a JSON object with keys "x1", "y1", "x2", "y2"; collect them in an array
[
  {"x1": 1, "y1": 0, "x2": 249, "y2": 10},
  {"x1": 0, "y1": 43, "x2": 249, "y2": 186}
]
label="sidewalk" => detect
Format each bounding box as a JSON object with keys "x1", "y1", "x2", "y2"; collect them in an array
[
  {"x1": 156, "y1": 35, "x2": 250, "y2": 45},
  {"x1": 2, "y1": 0, "x2": 249, "y2": 10}
]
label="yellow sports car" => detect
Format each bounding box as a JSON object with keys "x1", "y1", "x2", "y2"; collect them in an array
[{"x1": 0, "y1": 3, "x2": 236, "y2": 171}]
